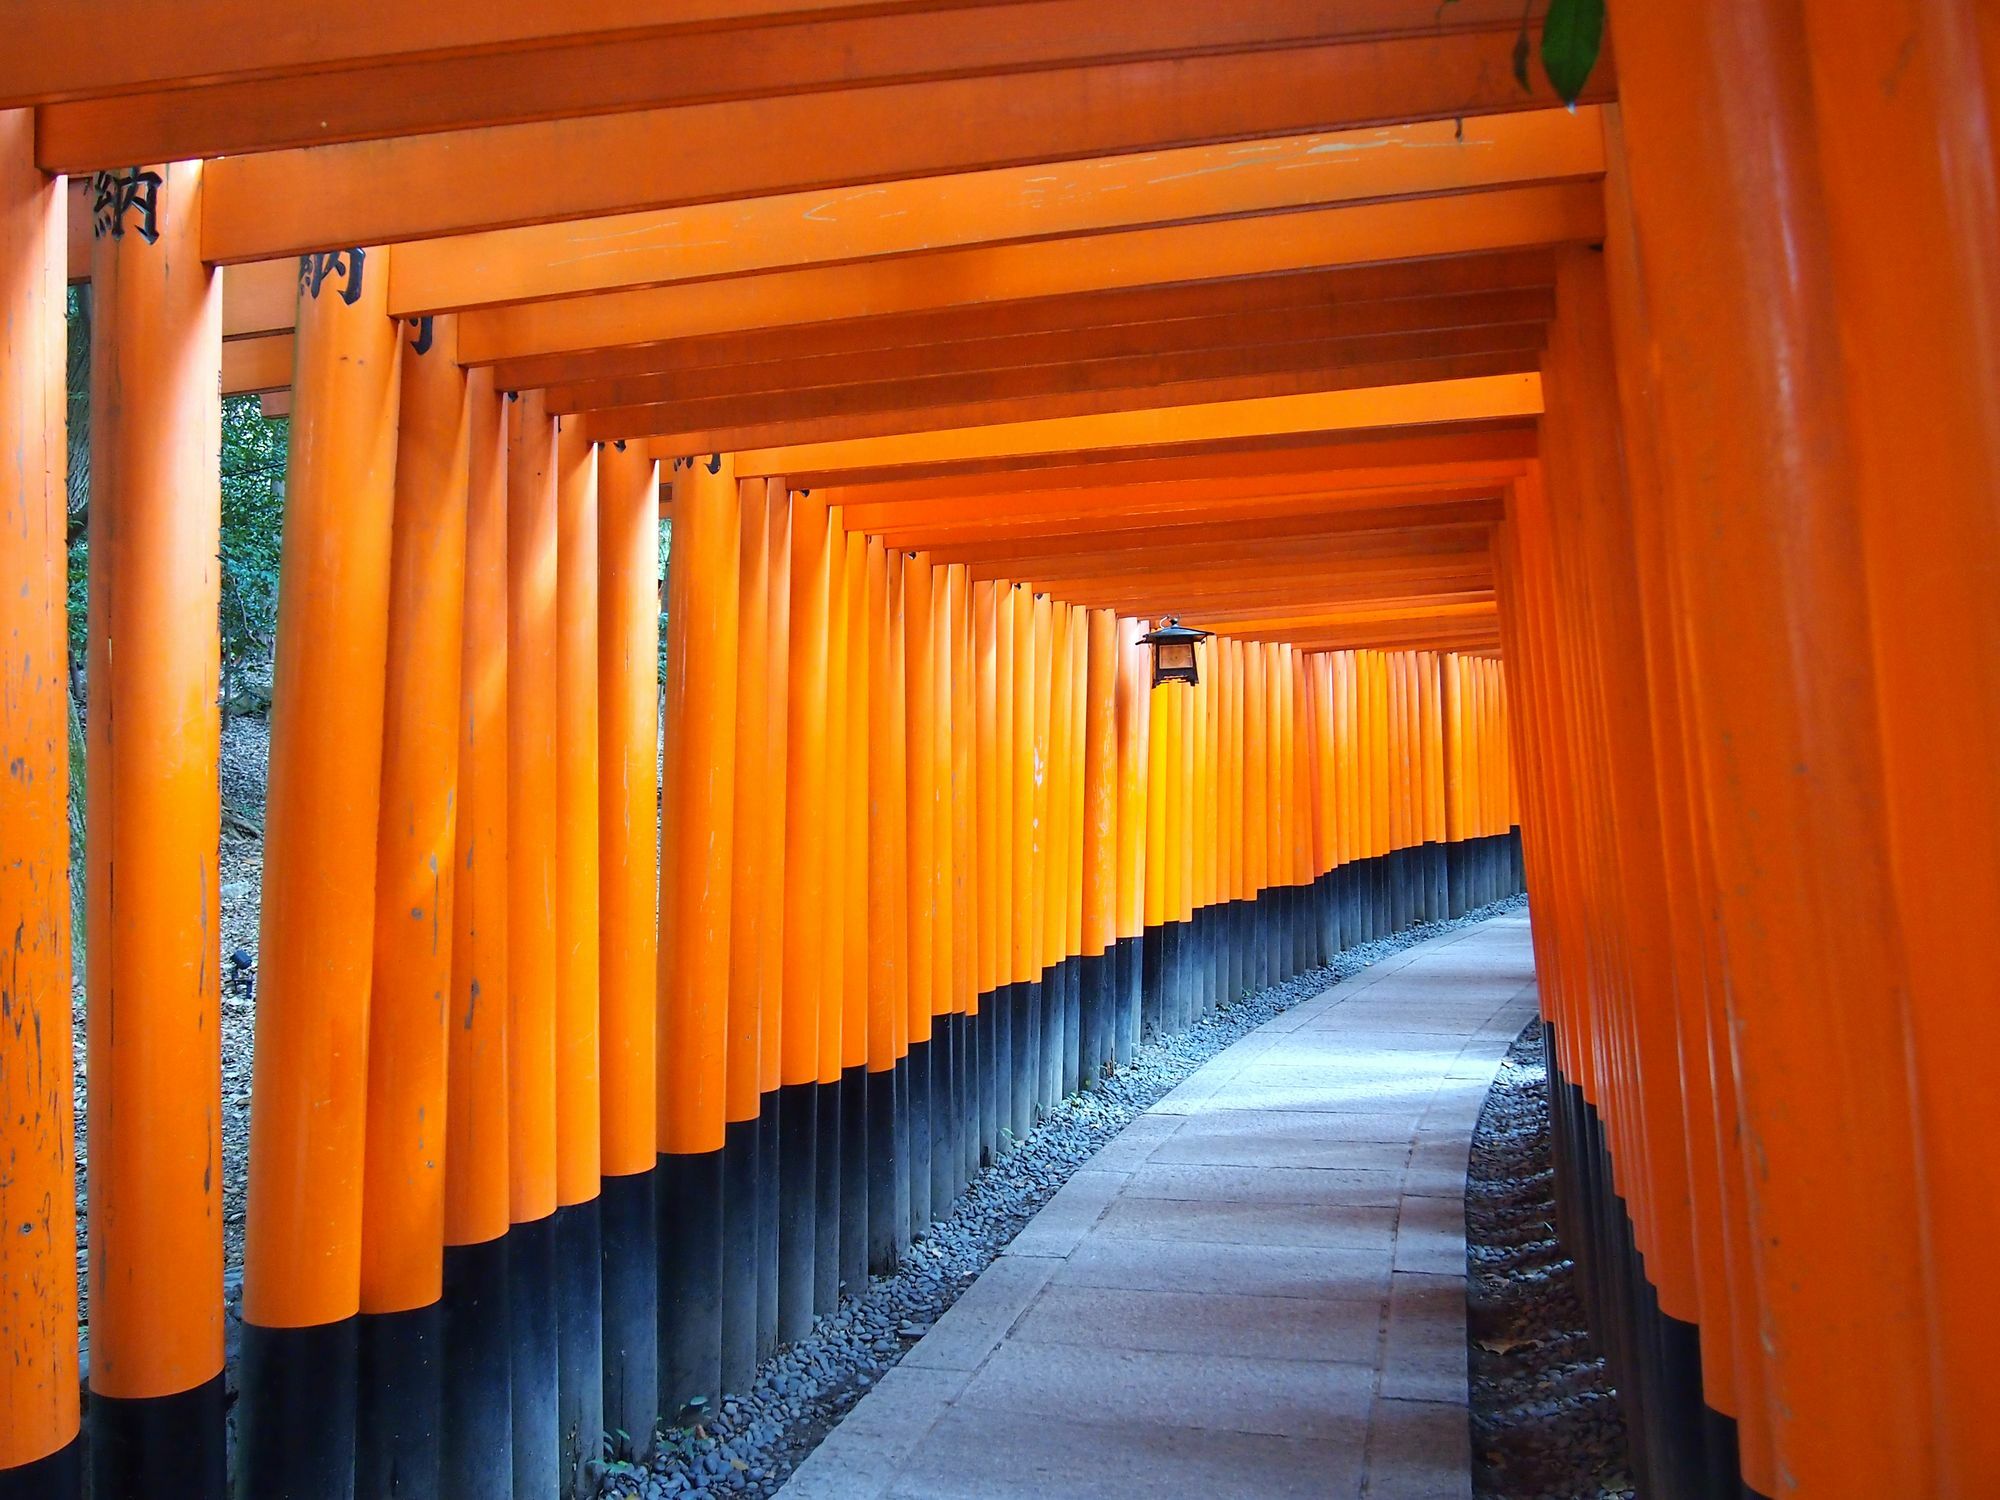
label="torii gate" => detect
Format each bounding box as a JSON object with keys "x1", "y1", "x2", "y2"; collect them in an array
[{"x1": 2, "y1": 6, "x2": 1998, "y2": 1500}]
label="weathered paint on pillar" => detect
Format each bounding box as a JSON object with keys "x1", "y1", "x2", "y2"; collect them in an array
[
  {"x1": 355, "y1": 310, "x2": 469, "y2": 1500},
  {"x1": 239, "y1": 239, "x2": 400, "y2": 1500},
  {"x1": 659, "y1": 452, "x2": 739, "y2": 1414},
  {"x1": 0, "y1": 105, "x2": 80, "y2": 1500},
  {"x1": 83, "y1": 152, "x2": 226, "y2": 1499}
]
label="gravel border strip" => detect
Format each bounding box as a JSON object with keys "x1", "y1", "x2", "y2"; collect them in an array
[
  {"x1": 605, "y1": 894, "x2": 1530, "y2": 1499},
  {"x1": 1466, "y1": 1017, "x2": 1636, "y2": 1500}
]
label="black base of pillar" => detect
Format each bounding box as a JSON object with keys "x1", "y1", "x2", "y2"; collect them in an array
[
  {"x1": 91, "y1": 1369, "x2": 226, "y2": 1500},
  {"x1": 599, "y1": 1168, "x2": 657, "y2": 1465},
  {"x1": 1139, "y1": 930, "x2": 1164, "y2": 1041},
  {"x1": 440, "y1": 1235, "x2": 513, "y2": 1498},
  {"x1": 991, "y1": 981, "x2": 1014, "y2": 1157},
  {"x1": 930, "y1": 1019, "x2": 958, "y2": 1215},
  {"x1": 235, "y1": 1317, "x2": 359, "y2": 1500},
  {"x1": 553, "y1": 1198, "x2": 603, "y2": 1498},
  {"x1": 908, "y1": 1038, "x2": 933, "y2": 1238},
  {"x1": 1543, "y1": 1022, "x2": 1768, "y2": 1500},
  {"x1": 1013, "y1": 979, "x2": 1039, "y2": 1138},
  {"x1": 812, "y1": 1079, "x2": 842, "y2": 1317},
  {"x1": 507, "y1": 1213, "x2": 559, "y2": 1500},
  {"x1": 1078, "y1": 947, "x2": 1112, "y2": 1085},
  {"x1": 755, "y1": 1094, "x2": 781, "y2": 1361},
  {"x1": 775, "y1": 1081, "x2": 818, "y2": 1345},
  {"x1": 1113, "y1": 934, "x2": 1142, "y2": 1064},
  {"x1": 976, "y1": 997, "x2": 999, "y2": 1163},
  {"x1": 1058, "y1": 960, "x2": 1081, "y2": 1097},
  {"x1": 838, "y1": 1064, "x2": 869, "y2": 1294},
  {"x1": 0, "y1": 1435, "x2": 81, "y2": 1500},
  {"x1": 719, "y1": 1117, "x2": 760, "y2": 1397},
  {"x1": 658, "y1": 1150, "x2": 724, "y2": 1422},
  {"x1": 357, "y1": 1300, "x2": 443, "y2": 1500},
  {"x1": 892, "y1": 1054, "x2": 911, "y2": 1252},
  {"x1": 866, "y1": 1064, "x2": 900, "y2": 1276}
]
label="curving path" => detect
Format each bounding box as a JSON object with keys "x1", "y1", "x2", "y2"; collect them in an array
[{"x1": 776, "y1": 913, "x2": 1539, "y2": 1500}]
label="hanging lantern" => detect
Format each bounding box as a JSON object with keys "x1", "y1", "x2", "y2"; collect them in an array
[{"x1": 1140, "y1": 617, "x2": 1209, "y2": 687}]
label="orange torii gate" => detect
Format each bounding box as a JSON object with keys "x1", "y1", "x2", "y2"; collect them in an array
[{"x1": 2, "y1": 6, "x2": 1997, "y2": 1500}]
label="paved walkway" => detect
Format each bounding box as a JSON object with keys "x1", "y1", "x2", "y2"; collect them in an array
[{"x1": 778, "y1": 913, "x2": 1539, "y2": 1500}]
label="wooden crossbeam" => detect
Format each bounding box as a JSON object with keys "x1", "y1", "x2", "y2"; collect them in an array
[
  {"x1": 875, "y1": 497, "x2": 1506, "y2": 560},
  {"x1": 1037, "y1": 563, "x2": 1498, "y2": 613},
  {"x1": 974, "y1": 527, "x2": 1492, "y2": 583},
  {"x1": 544, "y1": 296, "x2": 1554, "y2": 414},
  {"x1": 5, "y1": 0, "x2": 932, "y2": 103},
  {"x1": 27, "y1": 2, "x2": 1560, "y2": 162},
  {"x1": 572, "y1": 325, "x2": 1546, "y2": 443},
  {"x1": 197, "y1": 31, "x2": 1611, "y2": 260},
  {"x1": 671, "y1": 374, "x2": 1542, "y2": 481},
  {"x1": 1196, "y1": 590, "x2": 1499, "y2": 627},
  {"x1": 867, "y1": 488, "x2": 1509, "y2": 548},
  {"x1": 396, "y1": 110, "x2": 1598, "y2": 315},
  {"x1": 465, "y1": 181, "x2": 1600, "y2": 366},
  {"x1": 848, "y1": 473, "x2": 1519, "y2": 535},
  {"x1": 725, "y1": 376, "x2": 1542, "y2": 482},
  {"x1": 601, "y1": 351, "x2": 1542, "y2": 449},
  {"x1": 488, "y1": 252, "x2": 1558, "y2": 392},
  {"x1": 809, "y1": 422, "x2": 1539, "y2": 500}
]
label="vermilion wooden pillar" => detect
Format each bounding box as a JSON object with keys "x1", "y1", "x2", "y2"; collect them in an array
[
  {"x1": 239, "y1": 241, "x2": 401, "y2": 1500},
  {"x1": 551, "y1": 418, "x2": 602, "y2": 1497},
  {"x1": 944, "y1": 563, "x2": 976, "y2": 1196},
  {"x1": 596, "y1": 437, "x2": 660, "y2": 1463},
  {"x1": 1008, "y1": 586, "x2": 1037, "y2": 1131},
  {"x1": 1079, "y1": 609, "x2": 1119, "y2": 1079},
  {"x1": 83, "y1": 154, "x2": 226, "y2": 1500},
  {"x1": 756, "y1": 482, "x2": 791, "y2": 1359},
  {"x1": 439, "y1": 368, "x2": 513, "y2": 1499},
  {"x1": 865, "y1": 539, "x2": 902, "y2": 1271},
  {"x1": 835, "y1": 526, "x2": 869, "y2": 1295},
  {"x1": 932, "y1": 563, "x2": 960, "y2": 1207},
  {"x1": 815, "y1": 513, "x2": 852, "y2": 1312},
  {"x1": 659, "y1": 453, "x2": 740, "y2": 1418},
  {"x1": 885, "y1": 553, "x2": 914, "y2": 1250},
  {"x1": 778, "y1": 493, "x2": 829, "y2": 1341},
  {"x1": 944, "y1": 564, "x2": 976, "y2": 1200},
  {"x1": 504, "y1": 388, "x2": 560, "y2": 1499},
  {"x1": 990, "y1": 583, "x2": 1018, "y2": 1155},
  {"x1": 974, "y1": 581, "x2": 1004, "y2": 1151},
  {"x1": 901, "y1": 556, "x2": 937, "y2": 1234},
  {"x1": 1612, "y1": 7, "x2": 1935, "y2": 1491},
  {"x1": 1801, "y1": 9, "x2": 2000, "y2": 1490},
  {"x1": 722, "y1": 483, "x2": 771, "y2": 1392},
  {"x1": 356, "y1": 312, "x2": 469, "y2": 1500},
  {"x1": 1041, "y1": 602, "x2": 1073, "y2": 1083},
  {"x1": 1028, "y1": 593, "x2": 1055, "y2": 1109},
  {"x1": 0, "y1": 106, "x2": 79, "y2": 1500}
]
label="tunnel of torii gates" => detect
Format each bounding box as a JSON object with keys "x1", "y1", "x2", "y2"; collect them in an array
[{"x1": 0, "y1": 5, "x2": 1995, "y2": 1500}]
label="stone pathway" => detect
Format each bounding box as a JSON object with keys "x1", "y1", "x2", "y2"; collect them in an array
[{"x1": 775, "y1": 913, "x2": 1539, "y2": 1500}]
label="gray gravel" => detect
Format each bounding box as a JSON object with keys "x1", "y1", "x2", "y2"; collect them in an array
[
  {"x1": 1466, "y1": 1017, "x2": 1636, "y2": 1500},
  {"x1": 601, "y1": 893, "x2": 1531, "y2": 1500}
]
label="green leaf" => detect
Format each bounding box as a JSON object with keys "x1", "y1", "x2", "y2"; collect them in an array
[
  {"x1": 1511, "y1": 25, "x2": 1532, "y2": 92},
  {"x1": 1540, "y1": 0, "x2": 1606, "y2": 106}
]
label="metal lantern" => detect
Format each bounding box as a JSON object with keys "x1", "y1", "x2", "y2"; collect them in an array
[{"x1": 1139, "y1": 617, "x2": 1209, "y2": 687}]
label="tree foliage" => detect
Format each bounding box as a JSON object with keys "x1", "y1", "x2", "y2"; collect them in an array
[
  {"x1": 218, "y1": 395, "x2": 289, "y2": 675},
  {"x1": 64, "y1": 289, "x2": 290, "y2": 685}
]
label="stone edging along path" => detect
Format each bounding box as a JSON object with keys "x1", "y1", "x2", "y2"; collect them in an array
[{"x1": 600, "y1": 896, "x2": 1530, "y2": 1500}]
